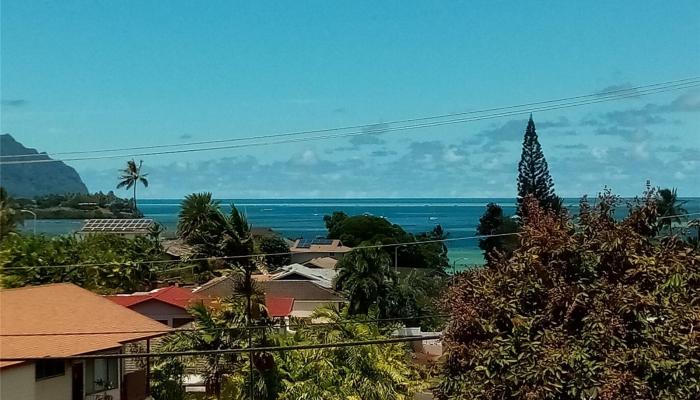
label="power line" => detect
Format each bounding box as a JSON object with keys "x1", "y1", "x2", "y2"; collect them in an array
[
  {"x1": 3, "y1": 212, "x2": 698, "y2": 271},
  {"x1": 0, "y1": 334, "x2": 442, "y2": 362},
  {"x1": 0, "y1": 314, "x2": 450, "y2": 337},
  {"x1": 2, "y1": 76, "x2": 697, "y2": 160},
  {"x1": 3, "y1": 81, "x2": 695, "y2": 164},
  {"x1": 0, "y1": 231, "x2": 520, "y2": 270},
  {"x1": 2, "y1": 80, "x2": 698, "y2": 165}
]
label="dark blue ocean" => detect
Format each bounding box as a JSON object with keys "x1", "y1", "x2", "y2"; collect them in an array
[{"x1": 21, "y1": 198, "x2": 700, "y2": 267}]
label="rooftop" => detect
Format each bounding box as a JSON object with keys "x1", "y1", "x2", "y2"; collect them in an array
[
  {"x1": 0, "y1": 283, "x2": 169, "y2": 369},
  {"x1": 105, "y1": 285, "x2": 201, "y2": 310},
  {"x1": 265, "y1": 296, "x2": 294, "y2": 318},
  {"x1": 79, "y1": 218, "x2": 155, "y2": 233},
  {"x1": 262, "y1": 281, "x2": 345, "y2": 302},
  {"x1": 162, "y1": 238, "x2": 194, "y2": 258},
  {"x1": 303, "y1": 257, "x2": 338, "y2": 270},
  {"x1": 290, "y1": 239, "x2": 352, "y2": 254},
  {"x1": 271, "y1": 263, "x2": 337, "y2": 289}
]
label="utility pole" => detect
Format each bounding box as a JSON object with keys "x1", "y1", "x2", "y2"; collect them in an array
[{"x1": 20, "y1": 209, "x2": 37, "y2": 235}]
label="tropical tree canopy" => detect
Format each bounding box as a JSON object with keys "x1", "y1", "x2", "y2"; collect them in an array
[
  {"x1": 0, "y1": 187, "x2": 23, "y2": 241},
  {"x1": 158, "y1": 300, "x2": 251, "y2": 399},
  {"x1": 268, "y1": 307, "x2": 426, "y2": 400},
  {"x1": 0, "y1": 233, "x2": 163, "y2": 292},
  {"x1": 256, "y1": 234, "x2": 291, "y2": 271},
  {"x1": 177, "y1": 192, "x2": 224, "y2": 240},
  {"x1": 325, "y1": 213, "x2": 449, "y2": 271},
  {"x1": 437, "y1": 192, "x2": 700, "y2": 399},
  {"x1": 476, "y1": 202, "x2": 520, "y2": 264},
  {"x1": 116, "y1": 159, "x2": 148, "y2": 213},
  {"x1": 655, "y1": 187, "x2": 688, "y2": 234},
  {"x1": 177, "y1": 193, "x2": 254, "y2": 266},
  {"x1": 212, "y1": 306, "x2": 426, "y2": 400},
  {"x1": 335, "y1": 247, "x2": 396, "y2": 315}
]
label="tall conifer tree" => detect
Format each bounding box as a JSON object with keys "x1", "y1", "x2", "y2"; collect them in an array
[{"x1": 516, "y1": 115, "x2": 560, "y2": 215}]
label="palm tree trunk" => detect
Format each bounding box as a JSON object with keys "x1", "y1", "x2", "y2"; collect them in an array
[{"x1": 133, "y1": 185, "x2": 137, "y2": 214}]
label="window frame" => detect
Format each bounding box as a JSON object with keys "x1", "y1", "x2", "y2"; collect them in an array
[
  {"x1": 85, "y1": 357, "x2": 120, "y2": 394},
  {"x1": 35, "y1": 359, "x2": 66, "y2": 381}
]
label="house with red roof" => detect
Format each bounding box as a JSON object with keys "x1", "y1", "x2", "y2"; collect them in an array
[
  {"x1": 105, "y1": 286, "x2": 202, "y2": 328},
  {"x1": 264, "y1": 296, "x2": 295, "y2": 319}
]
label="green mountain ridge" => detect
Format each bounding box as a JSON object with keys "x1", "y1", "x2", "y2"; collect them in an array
[{"x1": 0, "y1": 134, "x2": 89, "y2": 198}]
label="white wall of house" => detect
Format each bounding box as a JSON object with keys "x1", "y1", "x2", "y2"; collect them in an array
[
  {"x1": 0, "y1": 360, "x2": 125, "y2": 400},
  {"x1": 1, "y1": 362, "x2": 72, "y2": 400},
  {"x1": 129, "y1": 300, "x2": 192, "y2": 327},
  {"x1": 291, "y1": 300, "x2": 346, "y2": 318}
]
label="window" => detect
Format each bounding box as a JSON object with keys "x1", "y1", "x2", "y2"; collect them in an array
[
  {"x1": 85, "y1": 358, "x2": 119, "y2": 393},
  {"x1": 172, "y1": 317, "x2": 193, "y2": 328},
  {"x1": 35, "y1": 359, "x2": 65, "y2": 380}
]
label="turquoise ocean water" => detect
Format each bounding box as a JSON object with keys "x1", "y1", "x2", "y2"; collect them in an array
[{"x1": 21, "y1": 198, "x2": 700, "y2": 269}]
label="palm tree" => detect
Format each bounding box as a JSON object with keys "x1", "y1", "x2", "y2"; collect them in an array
[
  {"x1": 177, "y1": 193, "x2": 224, "y2": 241},
  {"x1": 656, "y1": 188, "x2": 687, "y2": 235},
  {"x1": 335, "y1": 247, "x2": 396, "y2": 315},
  {"x1": 116, "y1": 159, "x2": 149, "y2": 214},
  {"x1": 271, "y1": 305, "x2": 425, "y2": 400},
  {"x1": 160, "y1": 301, "x2": 248, "y2": 399}
]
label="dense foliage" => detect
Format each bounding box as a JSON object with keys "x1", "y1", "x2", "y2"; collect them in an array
[
  {"x1": 29, "y1": 191, "x2": 132, "y2": 210},
  {"x1": 177, "y1": 193, "x2": 255, "y2": 280},
  {"x1": 437, "y1": 192, "x2": 700, "y2": 399},
  {"x1": 0, "y1": 187, "x2": 23, "y2": 241},
  {"x1": 476, "y1": 203, "x2": 520, "y2": 263},
  {"x1": 255, "y1": 234, "x2": 291, "y2": 271},
  {"x1": 12, "y1": 191, "x2": 136, "y2": 219},
  {"x1": 655, "y1": 187, "x2": 687, "y2": 235},
  {"x1": 324, "y1": 212, "x2": 449, "y2": 271},
  {"x1": 266, "y1": 307, "x2": 426, "y2": 400},
  {"x1": 324, "y1": 212, "x2": 406, "y2": 247},
  {"x1": 336, "y1": 247, "x2": 396, "y2": 315},
  {"x1": 336, "y1": 247, "x2": 445, "y2": 329},
  {"x1": 516, "y1": 116, "x2": 561, "y2": 214},
  {"x1": 0, "y1": 233, "x2": 164, "y2": 292},
  {"x1": 155, "y1": 304, "x2": 426, "y2": 400}
]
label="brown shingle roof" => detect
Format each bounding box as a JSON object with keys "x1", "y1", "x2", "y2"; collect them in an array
[
  {"x1": 262, "y1": 281, "x2": 345, "y2": 302},
  {"x1": 162, "y1": 238, "x2": 194, "y2": 258},
  {"x1": 303, "y1": 257, "x2": 338, "y2": 270},
  {"x1": 290, "y1": 239, "x2": 352, "y2": 254},
  {"x1": 0, "y1": 283, "x2": 170, "y2": 369}
]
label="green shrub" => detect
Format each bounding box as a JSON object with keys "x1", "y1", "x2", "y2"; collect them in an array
[{"x1": 437, "y1": 191, "x2": 700, "y2": 399}]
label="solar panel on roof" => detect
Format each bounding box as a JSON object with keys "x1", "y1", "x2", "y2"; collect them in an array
[
  {"x1": 81, "y1": 218, "x2": 154, "y2": 233},
  {"x1": 311, "y1": 238, "x2": 333, "y2": 245},
  {"x1": 296, "y1": 239, "x2": 312, "y2": 248}
]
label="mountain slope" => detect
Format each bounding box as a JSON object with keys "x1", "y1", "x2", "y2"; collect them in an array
[{"x1": 0, "y1": 134, "x2": 89, "y2": 198}]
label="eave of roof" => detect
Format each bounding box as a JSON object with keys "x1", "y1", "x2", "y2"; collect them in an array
[{"x1": 1, "y1": 283, "x2": 171, "y2": 369}]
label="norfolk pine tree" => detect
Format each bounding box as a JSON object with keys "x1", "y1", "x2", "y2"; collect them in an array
[{"x1": 516, "y1": 115, "x2": 562, "y2": 215}]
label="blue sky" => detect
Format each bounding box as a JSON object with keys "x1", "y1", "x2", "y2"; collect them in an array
[{"x1": 2, "y1": 1, "x2": 699, "y2": 198}]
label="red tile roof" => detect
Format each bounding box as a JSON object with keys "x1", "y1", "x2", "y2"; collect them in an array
[
  {"x1": 105, "y1": 286, "x2": 200, "y2": 310},
  {"x1": 265, "y1": 296, "x2": 294, "y2": 318}
]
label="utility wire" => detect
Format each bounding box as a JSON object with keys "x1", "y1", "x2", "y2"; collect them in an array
[
  {"x1": 0, "y1": 334, "x2": 442, "y2": 362},
  {"x1": 0, "y1": 232, "x2": 521, "y2": 270},
  {"x1": 1, "y1": 76, "x2": 697, "y2": 160},
  {"x1": 3, "y1": 212, "x2": 698, "y2": 271},
  {"x1": 2, "y1": 80, "x2": 698, "y2": 165},
  {"x1": 0, "y1": 314, "x2": 450, "y2": 337}
]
